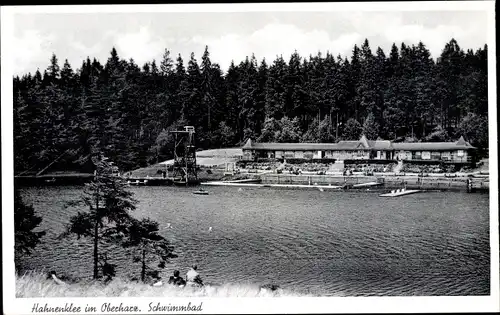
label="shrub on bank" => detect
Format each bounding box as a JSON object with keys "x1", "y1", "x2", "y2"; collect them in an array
[
  {"x1": 401, "y1": 163, "x2": 458, "y2": 174},
  {"x1": 344, "y1": 163, "x2": 396, "y2": 173},
  {"x1": 285, "y1": 158, "x2": 337, "y2": 164}
]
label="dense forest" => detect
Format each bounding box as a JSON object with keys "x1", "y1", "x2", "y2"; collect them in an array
[{"x1": 13, "y1": 38, "x2": 488, "y2": 173}]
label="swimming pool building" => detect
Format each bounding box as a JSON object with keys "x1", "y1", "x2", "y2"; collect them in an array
[{"x1": 242, "y1": 135, "x2": 476, "y2": 164}]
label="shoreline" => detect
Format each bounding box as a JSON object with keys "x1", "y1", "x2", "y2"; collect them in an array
[
  {"x1": 15, "y1": 271, "x2": 296, "y2": 298},
  {"x1": 257, "y1": 173, "x2": 489, "y2": 192},
  {"x1": 14, "y1": 169, "x2": 489, "y2": 193}
]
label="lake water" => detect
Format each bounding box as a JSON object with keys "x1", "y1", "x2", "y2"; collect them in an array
[{"x1": 17, "y1": 186, "x2": 490, "y2": 296}]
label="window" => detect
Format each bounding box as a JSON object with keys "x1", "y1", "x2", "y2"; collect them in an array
[
  {"x1": 431, "y1": 152, "x2": 441, "y2": 160},
  {"x1": 457, "y1": 150, "x2": 464, "y2": 157},
  {"x1": 421, "y1": 151, "x2": 431, "y2": 160},
  {"x1": 304, "y1": 151, "x2": 314, "y2": 159},
  {"x1": 414, "y1": 151, "x2": 422, "y2": 159}
]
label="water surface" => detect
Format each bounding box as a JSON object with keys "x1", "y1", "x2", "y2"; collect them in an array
[{"x1": 18, "y1": 186, "x2": 490, "y2": 296}]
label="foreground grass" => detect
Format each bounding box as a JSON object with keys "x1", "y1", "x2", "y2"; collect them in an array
[{"x1": 16, "y1": 271, "x2": 307, "y2": 298}]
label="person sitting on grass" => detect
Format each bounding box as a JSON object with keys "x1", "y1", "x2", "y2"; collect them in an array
[
  {"x1": 168, "y1": 270, "x2": 186, "y2": 287},
  {"x1": 47, "y1": 271, "x2": 66, "y2": 285},
  {"x1": 185, "y1": 265, "x2": 204, "y2": 287},
  {"x1": 152, "y1": 276, "x2": 164, "y2": 287}
]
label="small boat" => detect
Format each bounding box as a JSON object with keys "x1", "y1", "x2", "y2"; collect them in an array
[
  {"x1": 129, "y1": 179, "x2": 148, "y2": 186},
  {"x1": 193, "y1": 189, "x2": 209, "y2": 195},
  {"x1": 352, "y1": 181, "x2": 383, "y2": 188},
  {"x1": 379, "y1": 188, "x2": 421, "y2": 197}
]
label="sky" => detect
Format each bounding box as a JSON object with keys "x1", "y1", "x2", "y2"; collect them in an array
[{"x1": 11, "y1": 8, "x2": 489, "y2": 75}]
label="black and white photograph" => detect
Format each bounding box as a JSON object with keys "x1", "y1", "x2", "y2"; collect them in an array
[{"x1": 2, "y1": 2, "x2": 498, "y2": 314}]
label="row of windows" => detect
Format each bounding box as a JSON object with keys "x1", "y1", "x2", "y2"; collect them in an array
[
  {"x1": 246, "y1": 149, "x2": 465, "y2": 155},
  {"x1": 245, "y1": 149, "x2": 467, "y2": 160}
]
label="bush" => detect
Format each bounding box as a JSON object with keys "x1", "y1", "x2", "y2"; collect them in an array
[
  {"x1": 256, "y1": 158, "x2": 279, "y2": 163},
  {"x1": 236, "y1": 161, "x2": 247, "y2": 168},
  {"x1": 285, "y1": 158, "x2": 336, "y2": 164},
  {"x1": 344, "y1": 162, "x2": 396, "y2": 173}
]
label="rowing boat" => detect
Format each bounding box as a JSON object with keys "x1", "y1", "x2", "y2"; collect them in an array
[
  {"x1": 379, "y1": 188, "x2": 421, "y2": 197},
  {"x1": 193, "y1": 189, "x2": 209, "y2": 195}
]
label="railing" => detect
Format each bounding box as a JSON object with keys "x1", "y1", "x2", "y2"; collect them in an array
[{"x1": 404, "y1": 156, "x2": 472, "y2": 163}]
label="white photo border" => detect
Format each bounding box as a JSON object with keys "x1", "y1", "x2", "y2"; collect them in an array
[{"x1": 2, "y1": 2, "x2": 498, "y2": 314}]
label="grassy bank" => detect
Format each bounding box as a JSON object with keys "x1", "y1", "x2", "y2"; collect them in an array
[{"x1": 16, "y1": 272, "x2": 306, "y2": 298}]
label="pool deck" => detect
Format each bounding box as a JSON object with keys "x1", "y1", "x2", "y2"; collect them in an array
[{"x1": 201, "y1": 181, "x2": 343, "y2": 190}]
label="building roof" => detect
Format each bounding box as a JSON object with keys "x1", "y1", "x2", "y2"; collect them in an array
[
  {"x1": 392, "y1": 139, "x2": 475, "y2": 151},
  {"x1": 244, "y1": 142, "x2": 341, "y2": 151},
  {"x1": 334, "y1": 140, "x2": 364, "y2": 150},
  {"x1": 242, "y1": 136, "x2": 476, "y2": 151},
  {"x1": 242, "y1": 138, "x2": 253, "y2": 149},
  {"x1": 368, "y1": 140, "x2": 392, "y2": 150}
]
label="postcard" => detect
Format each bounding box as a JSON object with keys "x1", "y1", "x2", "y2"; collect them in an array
[{"x1": 1, "y1": 2, "x2": 498, "y2": 314}]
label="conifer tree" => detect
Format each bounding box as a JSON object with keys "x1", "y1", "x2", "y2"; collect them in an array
[
  {"x1": 123, "y1": 218, "x2": 176, "y2": 282},
  {"x1": 12, "y1": 37, "x2": 490, "y2": 173},
  {"x1": 14, "y1": 190, "x2": 46, "y2": 269},
  {"x1": 225, "y1": 61, "x2": 242, "y2": 141},
  {"x1": 362, "y1": 113, "x2": 380, "y2": 140},
  {"x1": 342, "y1": 118, "x2": 363, "y2": 140},
  {"x1": 61, "y1": 155, "x2": 137, "y2": 279},
  {"x1": 265, "y1": 55, "x2": 288, "y2": 120}
]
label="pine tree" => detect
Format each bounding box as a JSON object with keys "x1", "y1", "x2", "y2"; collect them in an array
[
  {"x1": 61, "y1": 155, "x2": 137, "y2": 279},
  {"x1": 411, "y1": 42, "x2": 435, "y2": 137},
  {"x1": 456, "y1": 113, "x2": 488, "y2": 152},
  {"x1": 302, "y1": 116, "x2": 335, "y2": 143},
  {"x1": 237, "y1": 55, "x2": 259, "y2": 141},
  {"x1": 47, "y1": 53, "x2": 61, "y2": 82},
  {"x1": 356, "y1": 39, "x2": 376, "y2": 123},
  {"x1": 275, "y1": 116, "x2": 302, "y2": 142},
  {"x1": 258, "y1": 116, "x2": 301, "y2": 143},
  {"x1": 200, "y1": 46, "x2": 217, "y2": 132},
  {"x1": 14, "y1": 190, "x2": 46, "y2": 266},
  {"x1": 225, "y1": 61, "x2": 242, "y2": 141},
  {"x1": 285, "y1": 50, "x2": 306, "y2": 118},
  {"x1": 331, "y1": 56, "x2": 349, "y2": 137},
  {"x1": 349, "y1": 44, "x2": 362, "y2": 121},
  {"x1": 265, "y1": 55, "x2": 287, "y2": 120},
  {"x1": 12, "y1": 37, "x2": 490, "y2": 174},
  {"x1": 123, "y1": 218, "x2": 176, "y2": 282},
  {"x1": 215, "y1": 121, "x2": 235, "y2": 147},
  {"x1": 180, "y1": 52, "x2": 203, "y2": 126},
  {"x1": 436, "y1": 38, "x2": 465, "y2": 130},
  {"x1": 160, "y1": 49, "x2": 174, "y2": 76},
  {"x1": 362, "y1": 112, "x2": 380, "y2": 140},
  {"x1": 255, "y1": 58, "x2": 269, "y2": 137},
  {"x1": 342, "y1": 118, "x2": 363, "y2": 140}
]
